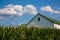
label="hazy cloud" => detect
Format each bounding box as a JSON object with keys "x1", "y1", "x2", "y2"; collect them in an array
[
  {"x1": 0, "y1": 16, "x2": 7, "y2": 19},
  {"x1": 40, "y1": 6, "x2": 60, "y2": 14}
]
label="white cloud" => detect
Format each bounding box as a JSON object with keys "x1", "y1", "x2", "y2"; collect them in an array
[
  {"x1": 0, "y1": 4, "x2": 24, "y2": 16},
  {"x1": 0, "y1": 4, "x2": 37, "y2": 19},
  {"x1": 40, "y1": 6, "x2": 60, "y2": 14},
  {"x1": 24, "y1": 5, "x2": 37, "y2": 15},
  {"x1": 0, "y1": 4, "x2": 37, "y2": 17}
]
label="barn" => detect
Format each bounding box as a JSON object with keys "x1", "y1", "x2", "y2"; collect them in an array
[{"x1": 27, "y1": 13, "x2": 60, "y2": 29}]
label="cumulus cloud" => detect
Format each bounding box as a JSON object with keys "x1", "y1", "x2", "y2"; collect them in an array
[
  {"x1": 40, "y1": 6, "x2": 60, "y2": 14},
  {"x1": 0, "y1": 4, "x2": 37, "y2": 20},
  {"x1": 24, "y1": 5, "x2": 37, "y2": 15},
  {"x1": 0, "y1": 4, "x2": 24, "y2": 16},
  {"x1": 0, "y1": 4, "x2": 37, "y2": 17}
]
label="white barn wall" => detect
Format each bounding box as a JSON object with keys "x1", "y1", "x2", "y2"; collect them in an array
[
  {"x1": 27, "y1": 15, "x2": 54, "y2": 28},
  {"x1": 54, "y1": 24, "x2": 60, "y2": 29}
]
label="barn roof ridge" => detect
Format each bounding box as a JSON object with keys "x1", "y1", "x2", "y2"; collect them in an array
[{"x1": 27, "y1": 13, "x2": 60, "y2": 25}]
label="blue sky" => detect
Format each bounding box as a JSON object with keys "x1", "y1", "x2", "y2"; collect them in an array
[{"x1": 0, "y1": 0, "x2": 60, "y2": 26}]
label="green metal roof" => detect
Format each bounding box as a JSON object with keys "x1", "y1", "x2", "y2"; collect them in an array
[{"x1": 27, "y1": 13, "x2": 60, "y2": 25}]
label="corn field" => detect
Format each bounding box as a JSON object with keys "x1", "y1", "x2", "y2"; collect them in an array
[{"x1": 0, "y1": 25, "x2": 60, "y2": 40}]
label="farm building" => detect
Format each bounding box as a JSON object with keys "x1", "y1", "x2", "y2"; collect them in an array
[{"x1": 27, "y1": 13, "x2": 60, "y2": 29}]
